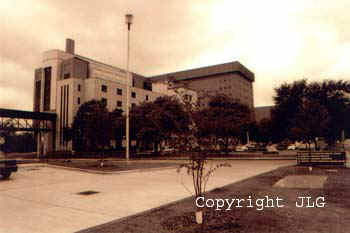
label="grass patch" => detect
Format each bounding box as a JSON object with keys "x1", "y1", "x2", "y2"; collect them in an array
[
  {"x1": 77, "y1": 165, "x2": 350, "y2": 233},
  {"x1": 47, "y1": 159, "x2": 179, "y2": 172}
]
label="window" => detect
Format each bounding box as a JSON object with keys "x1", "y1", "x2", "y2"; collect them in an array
[
  {"x1": 44, "y1": 67, "x2": 52, "y2": 111},
  {"x1": 146, "y1": 95, "x2": 149, "y2": 101},
  {"x1": 77, "y1": 97, "x2": 80, "y2": 105},
  {"x1": 78, "y1": 84, "x2": 81, "y2": 92},
  {"x1": 184, "y1": 94, "x2": 192, "y2": 102},
  {"x1": 143, "y1": 82, "x2": 152, "y2": 91},
  {"x1": 101, "y1": 85, "x2": 107, "y2": 92},
  {"x1": 117, "y1": 88, "x2": 122, "y2": 95},
  {"x1": 131, "y1": 92, "x2": 136, "y2": 98},
  {"x1": 117, "y1": 101, "x2": 122, "y2": 107},
  {"x1": 101, "y1": 98, "x2": 107, "y2": 106},
  {"x1": 34, "y1": 80, "x2": 41, "y2": 112},
  {"x1": 132, "y1": 103, "x2": 136, "y2": 108},
  {"x1": 64, "y1": 73, "x2": 70, "y2": 79}
]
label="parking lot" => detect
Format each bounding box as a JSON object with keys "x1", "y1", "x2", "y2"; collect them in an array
[{"x1": 0, "y1": 160, "x2": 294, "y2": 233}]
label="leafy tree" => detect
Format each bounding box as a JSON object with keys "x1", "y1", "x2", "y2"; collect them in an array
[
  {"x1": 130, "y1": 96, "x2": 190, "y2": 153},
  {"x1": 62, "y1": 126, "x2": 73, "y2": 149},
  {"x1": 290, "y1": 98, "x2": 329, "y2": 149},
  {"x1": 272, "y1": 79, "x2": 308, "y2": 141},
  {"x1": 251, "y1": 118, "x2": 274, "y2": 143},
  {"x1": 110, "y1": 108, "x2": 124, "y2": 149},
  {"x1": 194, "y1": 94, "x2": 252, "y2": 152},
  {"x1": 71, "y1": 100, "x2": 112, "y2": 152},
  {"x1": 272, "y1": 79, "x2": 350, "y2": 146}
]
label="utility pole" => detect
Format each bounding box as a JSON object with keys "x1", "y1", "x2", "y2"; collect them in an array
[{"x1": 125, "y1": 14, "x2": 133, "y2": 161}]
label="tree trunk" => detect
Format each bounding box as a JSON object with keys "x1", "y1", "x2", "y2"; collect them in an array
[{"x1": 313, "y1": 138, "x2": 318, "y2": 151}]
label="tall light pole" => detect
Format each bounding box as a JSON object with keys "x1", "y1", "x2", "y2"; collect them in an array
[{"x1": 125, "y1": 14, "x2": 133, "y2": 161}]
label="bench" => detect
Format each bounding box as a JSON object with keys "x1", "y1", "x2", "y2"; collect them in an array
[{"x1": 297, "y1": 151, "x2": 346, "y2": 167}]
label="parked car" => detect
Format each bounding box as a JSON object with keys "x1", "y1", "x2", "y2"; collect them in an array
[
  {"x1": 254, "y1": 143, "x2": 267, "y2": 152},
  {"x1": 247, "y1": 144, "x2": 257, "y2": 151},
  {"x1": 235, "y1": 145, "x2": 248, "y2": 152},
  {"x1": 0, "y1": 151, "x2": 18, "y2": 179},
  {"x1": 266, "y1": 144, "x2": 278, "y2": 152},
  {"x1": 276, "y1": 144, "x2": 287, "y2": 150},
  {"x1": 287, "y1": 144, "x2": 296, "y2": 150},
  {"x1": 162, "y1": 147, "x2": 177, "y2": 154}
]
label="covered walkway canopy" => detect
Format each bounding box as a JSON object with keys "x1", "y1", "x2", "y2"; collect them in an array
[{"x1": 0, "y1": 108, "x2": 56, "y2": 132}]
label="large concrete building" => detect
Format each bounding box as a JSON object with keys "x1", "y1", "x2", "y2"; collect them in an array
[
  {"x1": 34, "y1": 39, "x2": 254, "y2": 152},
  {"x1": 150, "y1": 61, "x2": 255, "y2": 108},
  {"x1": 254, "y1": 106, "x2": 273, "y2": 122}
]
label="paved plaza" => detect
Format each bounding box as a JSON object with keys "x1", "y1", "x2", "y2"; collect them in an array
[{"x1": 0, "y1": 160, "x2": 294, "y2": 233}]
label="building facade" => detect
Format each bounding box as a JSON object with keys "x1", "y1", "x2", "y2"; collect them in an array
[
  {"x1": 150, "y1": 61, "x2": 255, "y2": 109},
  {"x1": 254, "y1": 106, "x2": 273, "y2": 123},
  {"x1": 34, "y1": 39, "x2": 181, "y2": 152},
  {"x1": 34, "y1": 39, "x2": 254, "y2": 152}
]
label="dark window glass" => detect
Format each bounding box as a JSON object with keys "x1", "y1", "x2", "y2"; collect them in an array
[
  {"x1": 117, "y1": 88, "x2": 122, "y2": 95},
  {"x1": 131, "y1": 92, "x2": 136, "y2": 98},
  {"x1": 117, "y1": 101, "x2": 122, "y2": 107},
  {"x1": 64, "y1": 73, "x2": 70, "y2": 79},
  {"x1": 132, "y1": 103, "x2": 136, "y2": 108},
  {"x1": 101, "y1": 98, "x2": 107, "y2": 106},
  {"x1": 146, "y1": 95, "x2": 149, "y2": 101},
  {"x1": 143, "y1": 82, "x2": 152, "y2": 91},
  {"x1": 101, "y1": 85, "x2": 107, "y2": 92},
  {"x1": 34, "y1": 80, "x2": 41, "y2": 112},
  {"x1": 78, "y1": 84, "x2": 81, "y2": 92},
  {"x1": 43, "y1": 67, "x2": 51, "y2": 111},
  {"x1": 77, "y1": 97, "x2": 80, "y2": 105}
]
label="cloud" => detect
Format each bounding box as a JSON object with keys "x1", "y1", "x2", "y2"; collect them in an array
[{"x1": 1, "y1": 0, "x2": 350, "y2": 110}]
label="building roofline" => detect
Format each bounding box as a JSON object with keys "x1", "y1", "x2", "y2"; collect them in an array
[
  {"x1": 148, "y1": 61, "x2": 255, "y2": 83},
  {"x1": 74, "y1": 54, "x2": 147, "y2": 78},
  {"x1": 45, "y1": 50, "x2": 253, "y2": 83}
]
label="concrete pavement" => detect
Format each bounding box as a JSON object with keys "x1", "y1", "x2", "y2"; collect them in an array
[{"x1": 0, "y1": 160, "x2": 294, "y2": 233}]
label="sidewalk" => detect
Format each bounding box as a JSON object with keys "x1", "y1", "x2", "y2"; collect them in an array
[{"x1": 0, "y1": 160, "x2": 294, "y2": 233}]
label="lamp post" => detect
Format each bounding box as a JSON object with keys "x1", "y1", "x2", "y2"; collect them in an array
[{"x1": 125, "y1": 14, "x2": 133, "y2": 161}]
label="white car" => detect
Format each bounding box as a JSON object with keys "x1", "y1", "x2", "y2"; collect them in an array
[
  {"x1": 266, "y1": 144, "x2": 278, "y2": 152},
  {"x1": 162, "y1": 147, "x2": 176, "y2": 154},
  {"x1": 287, "y1": 144, "x2": 296, "y2": 150},
  {"x1": 235, "y1": 145, "x2": 248, "y2": 152}
]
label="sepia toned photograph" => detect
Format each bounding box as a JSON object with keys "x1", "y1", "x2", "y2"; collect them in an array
[{"x1": 1, "y1": 1, "x2": 350, "y2": 232}]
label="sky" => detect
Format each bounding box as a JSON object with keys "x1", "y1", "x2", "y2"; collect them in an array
[{"x1": 1, "y1": 0, "x2": 350, "y2": 110}]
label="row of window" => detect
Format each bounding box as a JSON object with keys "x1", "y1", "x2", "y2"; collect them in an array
[
  {"x1": 101, "y1": 85, "x2": 137, "y2": 98},
  {"x1": 76, "y1": 96, "x2": 148, "y2": 107},
  {"x1": 100, "y1": 98, "x2": 136, "y2": 108},
  {"x1": 78, "y1": 84, "x2": 148, "y2": 98}
]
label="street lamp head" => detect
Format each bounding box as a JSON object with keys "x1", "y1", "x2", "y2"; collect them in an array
[
  {"x1": 125, "y1": 14, "x2": 133, "y2": 25},
  {"x1": 125, "y1": 14, "x2": 133, "y2": 31}
]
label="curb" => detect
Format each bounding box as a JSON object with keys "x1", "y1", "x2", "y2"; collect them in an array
[{"x1": 46, "y1": 163, "x2": 178, "y2": 175}]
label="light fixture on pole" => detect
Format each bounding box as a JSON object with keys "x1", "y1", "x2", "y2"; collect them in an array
[{"x1": 125, "y1": 13, "x2": 133, "y2": 161}]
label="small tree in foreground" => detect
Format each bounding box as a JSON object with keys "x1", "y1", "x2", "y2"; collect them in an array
[
  {"x1": 177, "y1": 153, "x2": 230, "y2": 224},
  {"x1": 174, "y1": 92, "x2": 232, "y2": 224}
]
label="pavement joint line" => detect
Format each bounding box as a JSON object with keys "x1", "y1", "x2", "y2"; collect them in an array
[
  {"x1": 0, "y1": 192, "x2": 114, "y2": 217},
  {"x1": 0, "y1": 178, "x2": 81, "y2": 192},
  {"x1": 46, "y1": 164, "x2": 178, "y2": 175}
]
